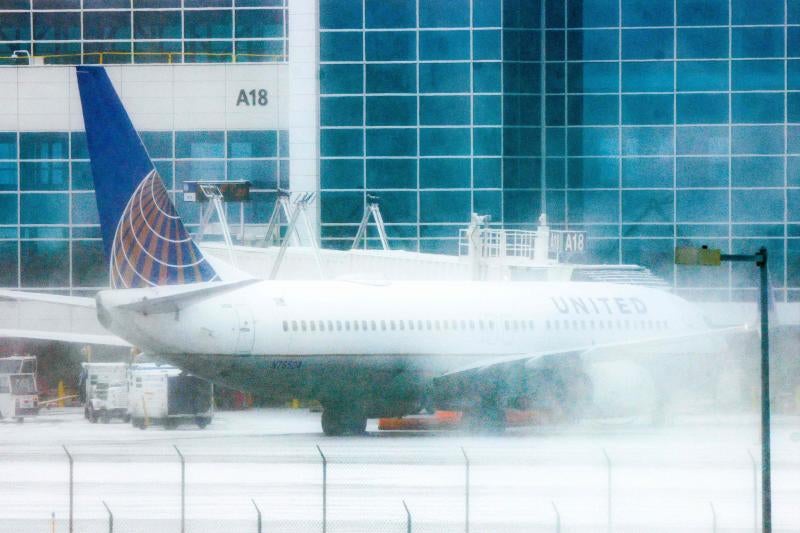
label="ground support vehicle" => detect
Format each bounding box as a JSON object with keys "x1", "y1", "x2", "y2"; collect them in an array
[
  {"x1": 0, "y1": 356, "x2": 39, "y2": 422},
  {"x1": 80, "y1": 362, "x2": 130, "y2": 423},
  {"x1": 128, "y1": 364, "x2": 213, "y2": 429}
]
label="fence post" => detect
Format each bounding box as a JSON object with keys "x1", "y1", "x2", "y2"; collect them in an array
[
  {"x1": 602, "y1": 449, "x2": 612, "y2": 533},
  {"x1": 316, "y1": 445, "x2": 327, "y2": 533},
  {"x1": 402, "y1": 500, "x2": 412, "y2": 533},
  {"x1": 252, "y1": 499, "x2": 262, "y2": 533},
  {"x1": 461, "y1": 447, "x2": 469, "y2": 533},
  {"x1": 102, "y1": 500, "x2": 113, "y2": 533},
  {"x1": 748, "y1": 449, "x2": 757, "y2": 533},
  {"x1": 174, "y1": 445, "x2": 185, "y2": 533},
  {"x1": 710, "y1": 502, "x2": 717, "y2": 533},
  {"x1": 551, "y1": 501, "x2": 561, "y2": 533},
  {"x1": 62, "y1": 445, "x2": 73, "y2": 533}
]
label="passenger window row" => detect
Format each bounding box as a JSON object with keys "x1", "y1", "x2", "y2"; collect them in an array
[{"x1": 280, "y1": 318, "x2": 668, "y2": 333}]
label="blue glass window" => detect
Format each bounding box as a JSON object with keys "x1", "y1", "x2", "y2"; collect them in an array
[
  {"x1": 175, "y1": 131, "x2": 224, "y2": 158},
  {"x1": 622, "y1": 0, "x2": 673, "y2": 27},
  {"x1": 375, "y1": 191, "x2": 416, "y2": 223},
  {"x1": 475, "y1": 128, "x2": 501, "y2": 155},
  {"x1": 175, "y1": 160, "x2": 225, "y2": 187},
  {"x1": 320, "y1": 32, "x2": 362, "y2": 62},
  {"x1": 677, "y1": 28, "x2": 728, "y2": 59},
  {"x1": 568, "y1": 95, "x2": 618, "y2": 125},
  {"x1": 321, "y1": 129, "x2": 363, "y2": 157},
  {"x1": 677, "y1": 61, "x2": 728, "y2": 91},
  {"x1": 0, "y1": 163, "x2": 16, "y2": 191},
  {"x1": 474, "y1": 95, "x2": 501, "y2": 125},
  {"x1": 546, "y1": 30, "x2": 566, "y2": 61},
  {"x1": 20, "y1": 162, "x2": 69, "y2": 191},
  {"x1": 420, "y1": 191, "x2": 470, "y2": 222},
  {"x1": 677, "y1": 190, "x2": 729, "y2": 222},
  {"x1": 320, "y1": 64, "x2": 363, "y2": 94},
  {"x1": 788, "y1": 27, "x2": 800, "y2": 58},
  {"x1": 420, "y1": 96, "x2": 470, "y2": 125},
  {"x1": 140, "y1": 131, "x2": 173, "y2": 159},
  {"x1": 227, "y1": 160, "x2": 277, "y2": 189},
  {"x1": 20, "y1": 194, "x2": 68, "y2": 224},
  {"x1": 420, "y1": 63, "x2": 471, "y2": 93},
  {"x1": 567, "y1": 30, "x2": 618, "y2": 61},
  {"x1": 134, "y1": 41, "x2": 182, "y2": 63},
  {"x1": 622, "y1": 191, "x2": 673, "y2": 223},
  {"x1": 71, "y1": 193, "x2": 99, "y2": 225},
  {"x1": 789, "y1": 93, "x2": 800, "y2": 123},
  {"x1": 473, "y1": 190, "x2": 501, "y2": 221},
  {"x1": 791, "y1": 0, "x2": 800, "y2": 24},
  {"x1": 420, "y1": 31, "x2": 470, "y2": 60},
  {"x1": 676, "y1": 157, "x2": 728, "y2": 187},
  {"x1": 474, "y1": 0, "x2": 501, "y2": 27},
  {"x1": 83, "y1": 42, "x2": 132, "y2": 65},
  {"x1": 184, "y1": 41, "x2": 232, "y2": 63},
  {"x1": 366, "y1": 159, "x2": 416, "y2": 189},
  {"x1": 133, "y1": 11, "x2": 181, "y2": 39},
  {"x1": 0, "y1": 13, "x2": 30, "y2": 41},
  {"x1": 732, "y1": 28, "x2": 784, "y2": 58},
  {"x1": 567, "y1": 0, "x2": 619, "y2": 28},
  {"x1": 622, "y1": 61, "x2": 673, "y2": 92},
  {"x1": 732, "y1": 157, "x2": 784, "y2": 187},
  {"x1": 236, "y1": 40, "x2": 284, "y2": 62},
  {"x1": 420, "y1": 158, "x2": 470, "y2": 189},
  {"x1": 83, "y1": 11, "x2": 131, "y2": 40},
  {"x1": 503, "y1": 29, "x2": 540, "y2": 61},
  {"x1": 474, "y1": 30, "x2": 501, "y2": 60},
  {"x1": 71, "y1": 240, "x2": 106, "y2": 288},
  {"x1": 0, "y1": 133, "x2": 17, "y2": 159},
  {"x1": 567, "y1": 157, "x2": 619, "y2": 188},
  {"x1": 366, "y1": 128, "x2": 416, "y2": 156},
  {"x1": 567, "y1": 127, "x2": 618, "y2": 156},
  {"x1": 504, "y1": 128, "x2": 540, "y2": 156},
  {"x1": 365, "y1": 31, "x2": 416, "y2": 61},
  {"x1": 732, "y1": 126, "x2": 784, "y2": 155},
  {"x1": 366, "y1": 96, "x2": 417, "y2": 126},
  {"x1": 420, "y1": 128, "x2": 470, "y2": 156},
  {"x1": 321, "y1": 97, "x2": 363, "y2": 127},
  {"x1": 420, "y1": 0, "x2": 469, "y2": 27},
  {"x1": 33, "y1": 12, "x2": 80, "y2": 40},
  {"x1": 504, "y1": 63, "x2": 540, "y2": 93},
  {"x1": 71, "y1": 162, "x2": 93, "y2": 190},
  {"x1": 622, "y1": 94, "x2": 673, "y2": 125},
  {"x1": 732, "y1": 0, "x2": 784, "y2": 25},
  {"x1": 236, "y1": 8, "x2": 282, "y2": 38},
  {"x1": 474, "y1": 157, "x2": 501, "y2": 188},
  {"x1": 568, "y1": 62, "x2": 618, "y2": 93},
  {"x1": 677, "y1": 94, "x2": 728, "y2": 124},
  {"x1": 320, "y1": 0, "x2": 361, "y2": 29},
  {"x1": 677, "y1": 0, "x2": 728, "y2": 25},
  {"x1": 732, "y1": 93, "x2": 784, "y2": 124},
  {"x1": 568, "y1": 191, "x2": 619, "y2": 223},
  {"x1": 227, "y1": 130, "x2": 277, "y2": 157},
  {"x1": 732, "y1": 190, "x2": 784, "y2": 222},
  {"x1": 731, "y1": 60, "x2": 784, "y2": 91},
  {"x1": 677, "y1": 126, "x2": 729, "y2": 155},
  {"x1": 622, "y1": 157, "x2": 673, "y2": 188},
  {"x1": 20, "y1": 132, "x2": 68, "y2": 160},
  {"x1": 622, "y1": 127, "x2": 673, "y2": 155},
  {"x1": 546, "y1": 64, "x2": 566, "y2": 93},
  {"x1": 366, "y1": 64, "x2": 416, "y2": 94},
  {"x1": 504, "y1": 157, "x2": 539, "y2": 188},
  {"x1": 21, "y1": 241, "x2": 69, "y2": 288},
  {"x1": 0, "y1": 195, "x2": 17, "y2": 224},
  {"x1": 321, "y1": 159, "x2": 363, "y2": 189},
  {"x1": 184, "y1": 10, "x2": 232, "y2": 39},
  {"x1": 365, "y1": 0, "x2": 416, "y2": 28},
  {"x1": 622, "y1": 29, "x2": 673, "y2": 60},
  {"x1": 473, "y1": 62, "x2": 501, "y2": 92}
]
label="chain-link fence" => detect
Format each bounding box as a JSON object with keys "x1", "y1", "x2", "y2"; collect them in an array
[{"x1": 3, "y1": 431, "x2": 797, "y2": 533}]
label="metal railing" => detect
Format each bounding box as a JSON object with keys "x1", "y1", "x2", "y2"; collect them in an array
[{"x1": 0, "y1": 51, "x2": 287, "y2": 66}]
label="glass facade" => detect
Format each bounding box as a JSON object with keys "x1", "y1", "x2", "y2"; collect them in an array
[
  {"x1": 319, "y1": 0, "x2": 799, "y2": 301},
  {"x1": 0, "y1": 129, "x2": 288, "y2": 293},
  {"x1": 0, "y1": 0, "x2": 287, "y2": 65}
]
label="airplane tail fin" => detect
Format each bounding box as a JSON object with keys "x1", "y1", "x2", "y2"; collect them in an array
[{"x1": 76, "y1": 66, "x2": 218, "y2": 288}]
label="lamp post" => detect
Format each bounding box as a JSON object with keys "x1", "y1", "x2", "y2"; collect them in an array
[{"x1": 675, "y1": 245, "x2": 771, "y2": 532}]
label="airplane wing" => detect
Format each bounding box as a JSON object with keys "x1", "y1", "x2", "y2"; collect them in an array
[
  {"x1": 0, "y1": 289, "x2": 131, "y2": 347},
  {"x1": 0, "y1": 329, "x2": 131, "y2": 347},
  {"x1": 0, "y1": 289, "x2": 96, "y2": 308},
  {"x1": 432, "y1": 325, "x2": 749, "y2": 408}
]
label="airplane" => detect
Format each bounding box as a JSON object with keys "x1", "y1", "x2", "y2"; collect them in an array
[{"x1": 0, "y1": 66, "x2": 746, "y2": 435}]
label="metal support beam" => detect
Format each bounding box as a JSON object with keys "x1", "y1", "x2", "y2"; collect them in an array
[
  {"x1": 174, "y1": 445, "x2": 185, "y2": 533},
  {"x1": 62, "y1": 445, "x2": 73, "y2": 533}
]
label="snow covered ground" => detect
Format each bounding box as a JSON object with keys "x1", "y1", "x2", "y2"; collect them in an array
[{"x1": 0, "y1": 408, "x2": 798, "y2": 532}]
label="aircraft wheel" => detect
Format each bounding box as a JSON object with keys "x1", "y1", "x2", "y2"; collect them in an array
[
  {"x1": 123, "y1": 414, "x2": 131, "y2": 424},
  {"x1": 195, "y1": 417, "x2": 211, "y2": 429},
  {"x1": 321, "y1": 405, "x2": 367, "y2": 436},
  {"x1": 100, "y1": 410, "x2": 110, "y2": 424},
  {"x1": 88, "y1": 406, "x2": 98, "y2": 424}
]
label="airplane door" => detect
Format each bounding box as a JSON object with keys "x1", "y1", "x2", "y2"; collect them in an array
[{"x1": 234, "y1": 305, "x2": 255, "y2": 354}]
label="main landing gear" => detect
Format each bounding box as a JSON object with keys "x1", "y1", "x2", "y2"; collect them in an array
[{"x1": 320, "y1": 402, "x2": 367, "y2": 436}]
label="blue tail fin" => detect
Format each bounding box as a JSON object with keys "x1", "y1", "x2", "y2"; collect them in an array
[{"x1": 76, "y1": 66, "x2": 218, "y2": 288}]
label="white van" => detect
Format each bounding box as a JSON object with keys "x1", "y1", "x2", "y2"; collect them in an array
[{"x1": 0, "y1": 356, "x2": 39, "y2": 422}]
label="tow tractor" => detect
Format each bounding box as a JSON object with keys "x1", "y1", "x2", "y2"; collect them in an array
[
  {"x1": 80, "y1": 362, "x2": 130, "y2": 423},
  {"x1": 0, "y1": 355, "x2": 39, "y2": 422}
]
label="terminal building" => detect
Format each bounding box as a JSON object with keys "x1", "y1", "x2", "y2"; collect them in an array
[{"x1": 0, "y1": 0, "x2": 798, "y2": 307}]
